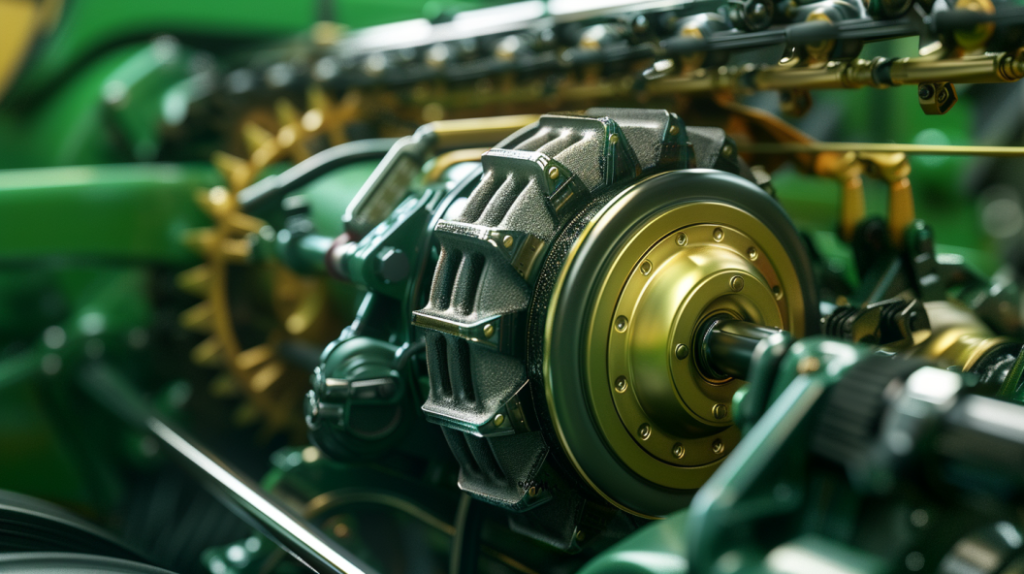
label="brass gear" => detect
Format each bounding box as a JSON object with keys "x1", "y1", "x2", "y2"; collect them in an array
[{"x1": 176, "y1": 87, "x2": 372, "y2": 436}]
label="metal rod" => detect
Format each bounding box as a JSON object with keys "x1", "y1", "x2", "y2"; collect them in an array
[
  {"x1": 699, "y1": 317, "x2": 785, "y2": 380},
  {"x1": 739, "y1": 142, "x2": 1024, "y2": 157},
  {"x1": 79, "y1": 363, "x2": 378, "y2": 574}
]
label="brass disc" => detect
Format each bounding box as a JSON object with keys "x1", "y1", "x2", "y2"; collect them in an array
[{"x1": 543, "y1": 169, "x2": 815, "y2": 517}]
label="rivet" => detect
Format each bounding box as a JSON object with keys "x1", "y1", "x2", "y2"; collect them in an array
[
  {"x1": 615, "y1": 377, "x2": 628, "y2": 393},
  {"x1": 676, "y1": 232, "x2": 688, "y2": 246},
  {"x1": 615, "y1": 315, "x2": 628, "y2": 332},
  {"x1": 712, "y1": 439, "x2": 725, "y2": 455},
  {"x1": 482, "y1": 323, "x2": 495, "y2": 338},
  {"x1": 712, "y1": 404, "x2": 728, "y2": 419},
  {"x1": 747, "y1": 247, "x2": 758, "y2": 261},
  {"x1": 669, "y1": 124, "x2": 680, "y2": 136},
  {"x1": 638, "y1": 424, "x2": 651, "y2": 440},
  {"x1": 675, "y1": 344, "x2": 689, "y2": 360},
  {"x1": 773, "y1": 285, "x2": 783, "y2": 300},
  {"x1": 713, "y1": 227, "x2": 724, "y2": 242},
  {"x1": 730, "y1": 275, "x2": 744, "y2": 292},
  {"x1": 547, "y1": 166, "x2": 560, "y2": 180},
  {"x1": 502, "y1": 235, "x2": 514, "y2": 248},
  {"x1": 796, "y1": 356, "x2": 821, "y2": 375},
  {"x1": 494, "y1": 413, "x2": 505, "y2": 426},
  {"x1": 609, "y1": 133, "x2": 619, "y2": 145},
  {"x1": 672, "y1": 443, "x2": 685, "y2": 459},
  {"x1": 640, "y1": 260, "x2": 653, "y2": 275}
]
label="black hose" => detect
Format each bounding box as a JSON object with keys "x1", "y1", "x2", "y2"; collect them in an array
[{"x1": 237, "y1": 138, "x2": 399, "y2": 214}]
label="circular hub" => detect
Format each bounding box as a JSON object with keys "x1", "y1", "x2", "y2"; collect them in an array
[{"x1": 544, "y1": 169, "x2": 815, "y2": 517}]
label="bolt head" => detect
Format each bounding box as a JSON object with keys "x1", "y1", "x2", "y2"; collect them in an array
[
  {"x1": 547, "y1": 166, "x2": 560, "y2": 180},
  {"x1": 730, "y1": 275, "x2": 745, "y2": 292},
  {"x1": 494, "y1": 413, "x2": 505, "y2": 426},
  {"x1": 675, "y1": 344, "x2": 689, "y2": 360}
]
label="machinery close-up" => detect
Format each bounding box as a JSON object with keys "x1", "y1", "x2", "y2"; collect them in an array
[{"x1": 8, "y1": 0, "x2": 1024, "y2": 572}]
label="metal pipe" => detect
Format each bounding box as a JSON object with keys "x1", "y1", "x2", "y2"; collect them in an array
[{"x1": 79, "y1": 363, "x2": 378, "y2": 574}]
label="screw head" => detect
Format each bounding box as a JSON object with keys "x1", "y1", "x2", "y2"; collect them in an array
[
  {"x1": 669, "y1": 124, "x2": 680, "y2": 136},
  {"x1": 676, "y1": 232, "x2": 688, "y2": 246},
  {"x1": 918, "y1": 84, "x2": 934, "y2": 100},
  {"x1": 615, "y1": 315, "x2": 628, "y2": 332},
  {"x1": 730, "y1": 275, "x2": 745, "y2": 292},
  {"x1": 528, "y1": 485, "x2": 539, "y2": 497},
  {"x1": 615, "y1": 376, "x2": 628, "y2": 393},
  {"x1": 640, "y1": 260, "x2": 653, "y2": 275},
  {"x1": 747, "y1": 247, "x2": 758, "y2": 261},
  {"x1": 796, "y1": 356, "x2": 821, "y2": 374},
  {"x1": 712, "y1": 403, "x2": 728, "y2": 419},
  {"x1": 494, "y1": 413, "x2": 505, "y2": 426},
  {"x1": 547, "y1": 166, "x2": 560, "y2": 180},
  {"x1": 712, "y1": 439, "x2": 725, "y2": 455},
  {"x1": 638, "y1": 423, "x2": 651, "y2": 440},
  {"x1": 609, "y1": 133, "x2": 619, "y2": 145},
  {"x1": 502, "y1": 235, "x2": 514, "y2": 248},
  {"x1": 672, "y1": 443, "x2": 686, "y2": 459},
  {"x1": 773, "y1": 286, "x2": 783, "y2": 300},
  {"x1": 482, "y1": 323, "x2": 495, "y2": 338},
  {"x1": 675, "y1": 344, "x2": 689, "y2": 360},
  {"x1": 713, "y1": 227, "x2": 724, "y2": 241}
]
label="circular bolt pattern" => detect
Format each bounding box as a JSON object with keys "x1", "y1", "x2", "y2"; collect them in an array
[
  {"x1": 672, "y1": 443, "x2": 685, "y2": 459},
  {"x1": 730, "y1": 275, "x2": 745, "y2": 292},
  {"x1": 674, "y1": 344, "x2": 689, "y2": 360},
  {"x1": 615, "y1": 315, "x2": 628, "y2": 332},
  {"x1": 547, "y1": 166, "x2": 560, "y2": 180},
  {"x1": 494, "y1": 413, "x2": 505, "y2": 426},
  {"x1": 640, "y1": 260, "x2": 653, "y2": 275},
  {"x1": 712, "y1": 439, "x2": 725, "y2": 455},
  {"x1": 713, "y1": 227, "x2": 724, "y2": 242},
  {"x1": 482, "y1": 323, "x2": 495, "y2": 338},
  {"x1": 638, "y1": 423, "x2": 652, "y2": 440},
  {"x1": 502, "y1": 235, "x2": 514, "y2": 248},
  {"x1": 615, "y1": 377, "x2": 629, "y2": 393},
  {"x1": 712, "y1": 404, "x2": 728, "y2": 419}
]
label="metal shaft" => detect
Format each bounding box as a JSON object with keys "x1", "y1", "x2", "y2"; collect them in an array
[
  {"x1": 80, "y1": 363, "x2": 377, "y2": 574},
  {"x1": 700, "y1": 317, "x2": 785, "y2": 380}
]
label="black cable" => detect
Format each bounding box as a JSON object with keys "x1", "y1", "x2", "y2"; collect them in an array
[{"x1": 236, "y1": 138, "x2": 399, "y2": 214}]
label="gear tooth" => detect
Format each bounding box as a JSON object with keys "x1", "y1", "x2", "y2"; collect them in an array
[
  {"x1": 194, "y1": 186, "x2": 236, "y2": 219},
  {"x1": 232, "y1": 402, "x2": 262, "y2": 427},
  {"x1": 274, "y1": 98, "x2": 302, "y2": 125},
  {"x1": 191, "y1": 336, "x2": 224, "y2": 368},
  {"x1": 235, "y1": 344, "x2": 275, "y2": 371},
  {"x1": 179, "y1": 301, "x2": 214, "y2": 333},
  {"x1": 225, "y1": 211, "x2": 267, "y2": 235},
  {"x1": 250, "y1": 141, "x2": 283, "y2": 173},
  {"x1": 211, "y1": 151, "x2": 253, "y2": 191},
  {"x1": 250, "y1": 360, "x2": 287, "y2": 393},
  {"x1": 175, "y1": 265, "x2": 211, "y2": 297},
  {"x1": 182, "y1": 228, "x2": 218, "y2": 255},
  {"x1": 209, "y1": 373, "x2": 240, "y2": 398},
  {"x1": 241, "y1": 121, "x2": 274, "y2": 154},
  {"x1": 220, "y1": 237, "x2": 253, "y2": 264}
]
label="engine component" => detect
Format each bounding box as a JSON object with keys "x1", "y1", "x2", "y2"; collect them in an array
[{"x1": 412, "y1": 108, "x2": 817, "y2": 546}]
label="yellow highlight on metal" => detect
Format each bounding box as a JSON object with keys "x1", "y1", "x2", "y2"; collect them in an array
[{"x1": 0, "y1": 0, "x2": 62, "y2": 102}]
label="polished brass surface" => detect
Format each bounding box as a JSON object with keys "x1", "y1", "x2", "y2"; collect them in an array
[
  {"x1": 0, "y1": 0, "x2": 62, "y2": 102},
  {"x1": 908, "y1": 300, "x2": 1009, "y2": 370},
  {"x1": 546, "y1": 184, "x2": 806, "y2": 512}
]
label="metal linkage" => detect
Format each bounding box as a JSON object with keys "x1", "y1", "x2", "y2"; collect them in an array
[{"x1": 79, "y1": 364, "x2": 378, "y2": 574}]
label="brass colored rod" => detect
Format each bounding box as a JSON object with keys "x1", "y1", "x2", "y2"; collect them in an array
[{"x1": 738, "y1": 142, "x2": 1024, "y2": 157}]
